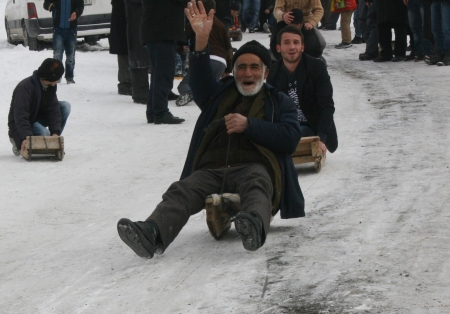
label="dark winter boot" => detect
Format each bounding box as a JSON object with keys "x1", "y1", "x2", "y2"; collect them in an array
[
  {"x1": 426, "y1": 53, "x2": 444, "y2": 65},
  {"x1": 234, "y1": 211, "x2": 265, "y2": 251},
  {"x1": 438, "y1": 52, "x2": 450, "y2": 66},
  {"x1": 117, "y1": 218, "x2": 161, "y2": 259}
]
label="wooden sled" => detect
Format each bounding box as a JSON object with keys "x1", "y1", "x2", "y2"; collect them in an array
[
  {"x1": 205, "y1": 193, "x2": 242, "y2": 240},
  {"x1": 229, "y1": 29, "x2": 243, "y2": 41},
  {"x1": 20, "y1": 136, "x2": 64, "y2": 161},
  {"x1": 291, "y1": 136, "x2": 325, "y2": 172}
]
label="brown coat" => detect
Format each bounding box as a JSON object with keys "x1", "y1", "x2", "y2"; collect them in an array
[{"x1": 273, "y1": 0, "x2": 324, "y2": 26}]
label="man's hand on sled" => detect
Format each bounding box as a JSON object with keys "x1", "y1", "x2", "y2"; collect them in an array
[
  {"x1": 225, "y1": 113, "x2": 248, "y2": 134},
  {"x1": 185, "y1": 0, "x2": 214, "y2": 51},
  {"x1": 319, "y1": 141, "x2": 327, "y2": 157}
]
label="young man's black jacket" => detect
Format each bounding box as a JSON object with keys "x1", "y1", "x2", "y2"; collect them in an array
[
  {"x1": 44, "y1": 0, "x2": 84, "y2": 28},
  {"x1": 267, "y1": 54, "x2": 338, "y2": 153},
  {"x1": 8, "y1": 71, "x2": 62, "y2": 148}
]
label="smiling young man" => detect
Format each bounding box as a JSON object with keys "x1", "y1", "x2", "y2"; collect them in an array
[
  {"x1": 117, "y1": 0, "x2": 305, "y2": 259},
  {"x1": 267, "y1": 26, "x2": 338, "y2": 156}
]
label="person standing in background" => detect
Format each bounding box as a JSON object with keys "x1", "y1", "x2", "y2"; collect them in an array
[
  {"x1": 109, "y1": 0, "x2": 132, "y2": 97},
  {"x1": 140, "y1": 0, "x2": 186, "y2": 124},
  {"x1": 44, "y1": 0, "x2": 84, "y2": 84}
]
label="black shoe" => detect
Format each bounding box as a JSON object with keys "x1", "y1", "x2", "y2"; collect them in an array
[
  {"x1": 117, "y1": 218, "x2": 160, "y2": 259},
  {"x1": 118, "y1": 89, "x2": 132, "y2": 96},
  {"x1": 176, "y1": 92, "x2": 194, "y2": 106},
  {"x1": 335, "y1": 42, "x2": 352, "y2": 49},
  {"x1": 154, "y1": 112, "x2": 185, "y2": 124},
  {"x1": 404, "y1": 53, "x2": 415, "y2": 61},
  {"x1": 66, "y1": 78, "x2": 75, "y2": 84},
  {"x1": 234, "y1": 211, "x2": 264, "y2": 251},
  {"x1": 437, "y1": 52, "x2": 450, "y2": 66},
  {"x1": 133, "y1": 98, "x2": 147, "y2": 104},
  {"x1": 392, "y1": 56, "x2": 405, "y2": 62},
  {"x1": 414, "y1": 54, "x2": 426, "y2": 62},
  {"x1": 351, "y1": 36, "x2": 363, "y2": 44},
  {"x1": 322, "y1": 26, "x2": 336, "y2": 31},
  {"x1": 427, "y1": 53, "x2": 444, "y2": 65},
  {"x1": 359, "y1": 52, "x2": 377, "y2": 61},
  {"x1": 373, "y1": 55, "x2": 393, "y2": 62},
  {"x1": 147, "y1": 116, "x2": 154, "y2": 123},
  {"x1": 249, "y1": 28, "x2": 255, "y2": 33},
  {"x1": 168, "y1": 91, "x2": 180, "y2": 101}
]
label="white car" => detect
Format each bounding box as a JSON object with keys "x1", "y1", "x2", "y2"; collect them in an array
[{"x1": 4, "y1": 0, "x2": 111, "y2": 50}]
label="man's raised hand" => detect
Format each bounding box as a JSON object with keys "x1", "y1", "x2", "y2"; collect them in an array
[{"x1": 185, "y1": 0, "x2": 214, "y2": 51}]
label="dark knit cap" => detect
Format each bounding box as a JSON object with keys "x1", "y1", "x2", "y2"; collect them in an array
[
  {"x1": 291, "y1": 8, "x2": 304, "y2": 24},
  {"x1": 37, "y1": 58, "x2": 64, "y2": 82},
  {"x1": 232, "y1": 40, "x2": 271, "y2": 68}
]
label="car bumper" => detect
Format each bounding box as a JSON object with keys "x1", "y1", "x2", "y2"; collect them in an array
[{"x1": 25, "y1": 18, "x2": 110, "y2": 41}]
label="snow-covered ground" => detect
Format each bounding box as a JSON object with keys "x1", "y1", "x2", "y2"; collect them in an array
[{"x1": 1, "y1": 1, "x2": 450, "y2": 312}]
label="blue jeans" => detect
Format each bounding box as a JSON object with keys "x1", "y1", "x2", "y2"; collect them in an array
[
  {"x1": 32, "y1": 101, "x2": 71, "y2": 136},
  {"x1": 353, "y1": 10, "x2": 362, "y2": 37},
  {"x1": 431, "y1": 2, "x2": 450, "y2": 54},
  {"x1": 145, "y1": 40, "x2": 176, "y2": 120},
  {"x1": 53, "y1": 27, "x2": 77, "y2": 79},
  {"x1": 408, "y1": 0, "x2": 432, "y2": 56},
  {"x1": 240, "y1": 0, "x2": 261, "y2": 30}
]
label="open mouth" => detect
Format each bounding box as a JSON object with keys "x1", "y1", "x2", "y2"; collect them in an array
[{"x1": 243, "y1": 81, "x2": 255, "y2": 87}]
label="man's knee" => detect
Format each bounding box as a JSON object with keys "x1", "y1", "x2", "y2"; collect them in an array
[
  {"x1": 59, "y1": 101, "x2": 71, "y2": 117},
  {"x1": 32, "y1": 122, "x2": 51, "y2": 136}
]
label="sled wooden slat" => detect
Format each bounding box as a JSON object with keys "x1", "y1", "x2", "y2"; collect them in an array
[
  {"x1": 20, "y1": 136, "x2": 64, "y2": 161},
  {"x1": 205, "y1": 193, "x2": 241, "y2": 240},
  {"x1": 291, "y1": 136, "x2": 325, "y2": 172}
]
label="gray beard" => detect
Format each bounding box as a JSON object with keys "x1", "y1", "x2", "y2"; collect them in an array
[{"x1": 235, "y1": 79, "x2": 265, "y2": 96}]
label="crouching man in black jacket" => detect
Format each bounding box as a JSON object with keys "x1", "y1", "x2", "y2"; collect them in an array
[
  {"x1": 267, "y1": 26, "x2": 338, "y2": 156},
  {"x1": 8, "y1": 58, "x2": 71, "y2": 156},
  {"x1": 117, "y1": 0, "x2": 305, "y2": 259}
]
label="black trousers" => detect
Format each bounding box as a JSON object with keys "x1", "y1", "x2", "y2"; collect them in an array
[
  {"x1": 130, "y1": 68, "x2": 149, "y2": 101},
  {"x1": 145, "y1": 40, "x2": 176, "y2": 120},
  {"x1": 378, "y1": 22, "x2": 408, "y2": 57},
  {"x1": 147, "y1": 164, "x2": 274, "y2": 250},
  {"x1": 117, "y1": 55, "x2": 132, "y2": 94}
]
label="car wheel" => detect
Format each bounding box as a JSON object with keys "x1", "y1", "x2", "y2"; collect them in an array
[
  {"x1": 5, "y1": 19, "x2": 13, "y2": 44},
  {"x1": 84, "y1": 36, "x2": 98, "y2": 45},
  {"x1": 22, "y1": 22, "x2": 40, "y2": 51},
  {"x1": 28, "y1": 37, "x2": 40, "y2": 51}
]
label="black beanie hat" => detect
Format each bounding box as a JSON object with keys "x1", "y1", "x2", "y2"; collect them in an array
[
  {"x1": 37, "y1": 58, "x2": 65, "y2": 82},
  {"x1": 232, "y1": 40, "x2": 271, "y2": 68},
  {"x1": 291, "y1": 8, "x2": 304, "y2": 24}
]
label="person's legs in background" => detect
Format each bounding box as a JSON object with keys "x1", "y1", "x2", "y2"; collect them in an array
[
  {"x1": 393, "y1": 22, "x2": 408, "y2": 60},
  {"x1": 146, "y1": 41, "x2": 184, "y2": 124},
  {"x1": 352, "y1": 9, "x2": 363, "y2": 43},
  {"x1": 130, "y1": 68, "x2": 149, "y2": 104},
  {"x1": 117, "y1": 55, "x2": 132, "y2": 95},
  {"x1": 63, "y1": 28, "x2": 77, "y2": 82}
]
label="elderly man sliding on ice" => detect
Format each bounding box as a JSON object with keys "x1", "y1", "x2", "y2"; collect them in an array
[{"x1": 117, "y1": 0, "x2": 305, "y2": 258}]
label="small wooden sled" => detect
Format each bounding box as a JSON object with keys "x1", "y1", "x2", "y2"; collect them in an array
[
  {"x1": 205, "y1": 193, "x2": 242, "y2": 240},
  {"x1": 291, "y1": 136, "x2": 325, "y2": 172},
  {"x1": 20, "y1": 136, "x2": 64, "y2": 161},
  {"x1": 229, "y1": 29, "x2": 243, "y2": 41}
]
